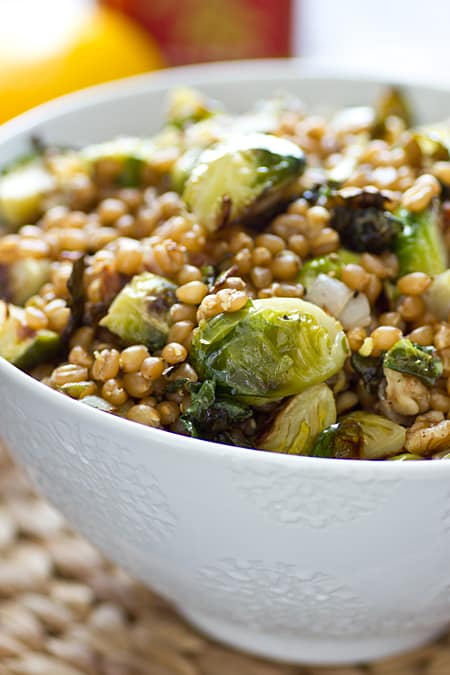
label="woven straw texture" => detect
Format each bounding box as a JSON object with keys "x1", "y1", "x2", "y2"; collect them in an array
[{"x1": 0, "y1": 442, "x2": 449, "y2": 675}]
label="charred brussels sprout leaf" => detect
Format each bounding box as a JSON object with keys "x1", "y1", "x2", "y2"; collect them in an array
[
  {"x1": 395, "y1": 204, "x2": 448, "y2": 276},
  {"x1": 310, "y1": 418, "x2": 364, "y2": 459},
  {"x1": 424, "y1": 270, "x2": 450, "y2": 320},
  {"x1": 351, "y1": 352, "x2": 385, "y2": 396},
  {"x1": 330, "y1": 188, "x2": 402, "y2": 253},
  {"x1": 181, "y1": 379, "x2": 253, "y2": 444},
  {"x1": 372, "y1": 87, "x2": 412, "y2": 138},
  {"x1": 332, "y1": 207, "x2": 401, "y2": 253},
  {"x1": 62, "y1": 256, "x2": 86, "y2": 342},
  {"x1": 257, "y1": 383, "x2": 336, "y2": 455},
  {"x1": 190, "y1": 297, "x2": 348, "y2": 406},
  {"x1": 0, "y1": 301, "x2": 60, "y2": 370},
  {"x1": 343, "y1": 411, "x2": 406, "y2": 459},
  {"x1": 383, "y1": 338, "x2": 443, "y2": 387},
  {"x1": 182, "y1": 133, "x2": 306, "y2": 232},
  {"x1": 0, "y1": 259, "x2": 50, "y2": 305},
  {"x1": 297, "y1": 249, "x2": 359, "y2": 289},
  {"x1": 100, "y1": 272, "x2": 176, "y2": 351}
]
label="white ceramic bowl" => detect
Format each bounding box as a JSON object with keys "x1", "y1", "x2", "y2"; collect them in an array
[{"x1": 1, "y1": 60, "x2": 450, "y2": 666}]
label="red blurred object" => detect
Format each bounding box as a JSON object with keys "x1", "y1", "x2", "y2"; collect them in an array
[{"x1": 102, "y1": 0, "x2": 293, "y2": 65}]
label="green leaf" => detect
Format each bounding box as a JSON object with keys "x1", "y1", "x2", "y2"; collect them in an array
[{"x1": 383, "y1": 338, "x2": 443, "y2": 387}]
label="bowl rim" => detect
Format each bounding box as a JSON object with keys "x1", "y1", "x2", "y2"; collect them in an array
[{"x1": 1, "y1": 57, "x2": 450, "y2": 475}]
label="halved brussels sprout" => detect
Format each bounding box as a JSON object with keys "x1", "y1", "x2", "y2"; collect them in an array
[
  {"x1": 166, "y1": 87, "x2": 220, "y2": 129},
  {"x1": 0, "y1": 301, "x2": 60, "y2": 369},
  {"x1": 100, "y1": 272, "x2": 176, "y2": 351},
  {"x1": 310, "y1": 418, "x2": 364, "y2": 459},
  {"x1": 424, "y1": 270, "x2": 450, "y2": 320},
  {"x1": 81, "y1": 137, "x2": 154, "y2": 187},
  {"x1": 0, "y1": 259, "x2": 50, "y2": 305},
  {"x1": 395, "y1": 204, "x2": 448, "y2": 276},
  {"x1": 383, "y1": 338, "x2": 443, "y2": 387},
  {"x1": 0, "y1": 159, "x2": 55, "y2": 229},
  {"x1": 191, "y1": 297, "x2": 349, "y2": 405},
  {"x1": 343, "y1": 411, "x2": 406, "y2": 459},
  {"x1": 298, "y1": 249, "x2": 359, "y2": 289},
  {"x1": 257, "y1": 383, "x2": 336, "y2": 455},
  {"x1": 182, "y1": 133, "x2": 306, "y2": 232}
]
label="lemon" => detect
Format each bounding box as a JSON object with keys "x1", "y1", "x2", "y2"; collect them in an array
[{"x1": 0, "y1": 0, "x2": 165, "y2": 124}]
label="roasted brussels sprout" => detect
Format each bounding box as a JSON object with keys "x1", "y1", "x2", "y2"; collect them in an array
[
  {"x1": 343, "y1": 411, "x2": 406, "y2": 459},
  {"x1": 0, "y1": 300, "x2": 60, "y2": 369},
  {"x1": 81, "y1": 137, "x2": 155, "y2": 187},
  {"x1": 181, "y1": 379, "x2": 253, "y2": 444},
  {"x1": 298, "y1": 249, "x2": 359, "y2": 289},
  {"x1": 166, "y1": 87, "x2": 220, "y2": 129},
  {"x1": 100, "y1": 272, "x2": 176, "y2": 350},
  {"x1": 0, "y1": 259, "x2": 50, "y2": 305},
  {"x1": 182, "y1": 133, "x2": 306, "y2": 232},
  {"x1": 330, "y1": 188, "x2": 402, "y2": 253},
  {"x1": 190, "y1": 297, "x2": 349, "y2": 405},
  {"x1": 310, "y1": 418, "x2": 364, "y2": 459},
  {"x1": 257, "y1": 383, "x2": 336, "y2": 455},
  {"x1": 0, "y1": 159, "x2": 55, "y2": 229},
  {"x1": 383, "y1": 338, "x2": 443, "y2": 387},
  {"x1": 395, "y1": 204, "x2": 448, "y2": 276},
  {"x1": 424, "y1": 270, "x2": 450, "y2": 320}
]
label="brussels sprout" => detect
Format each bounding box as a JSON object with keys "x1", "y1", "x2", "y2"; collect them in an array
[
  {"x1": 0, "y1": 259, "x2": 50, "y2": 305},
  {"x1": 395, "y1": 204, "x2": 448, "y2": 276},
  {"x1": 351, "y1": 352, "x2": 385, "y2": 395},
  {"x1": 330, "y1": 188, "x2": 402, "y2": 253},
  {"x1": 182, "y1": 133, "x2": 306, "y2": 232},
  {"x1": 190, "y1": 297, "x2": 349, "y2": 406},
  {"x1": 0, "y1": 159, "x2": 55, "y2": 229},
  {"x1": 310, "y1": 418, "x2": 364, "y2": 459},
  {"x1": 0, "y1": 301, "x2": 60, "y2": 369},
  {"x1": 298, "y1": 249, "x2": 359, "y2": 289},
  {"x1": 166, "y1": 87, "x2": 220, "y2": 129},
  {"x1": 181, "y1": 379, "x2": 253, "y2": 444},
  {"x1": 389, "y1": 453, "x2": 423, "y2": 461},
  {"x1": 81, "y1": 137, "x2": 153, "y2": 187},
  {"x1": 372, "y1": 87, "x2": 412, "y2": 138},
  {"x1": 257, "y1": 384, "x2": 336, "y2": 455},
  {"x1": 343, "y1": 411, "x2": 406, "y2": 459},
  {"x1": 424, "y1": 270, "x2": 450, "y2": 320},
  {"x1": 383, "y1": 338, "x2": 443, "y2": 387},
  {"x1": 99, "y1": 272, "x2": 176, "y2": 350}
]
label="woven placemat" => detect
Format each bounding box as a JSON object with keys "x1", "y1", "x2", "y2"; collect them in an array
[{"x1": 0, "y1": 443, "x2": 449, "y2": 675}]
